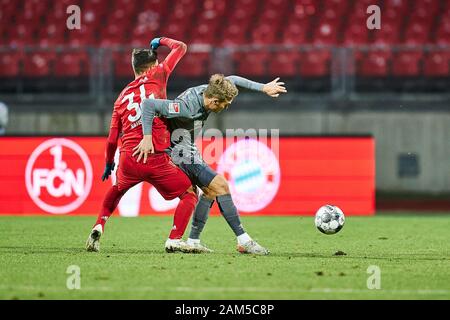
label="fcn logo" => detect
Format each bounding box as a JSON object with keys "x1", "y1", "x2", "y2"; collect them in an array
[{"x1": 25, "y1": 139, "x2": 93, "y2": 214}]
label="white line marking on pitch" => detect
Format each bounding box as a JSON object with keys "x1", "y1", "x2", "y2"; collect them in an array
[{"x1": 1, "y1": 285, "x2": 449, "y2": 296}]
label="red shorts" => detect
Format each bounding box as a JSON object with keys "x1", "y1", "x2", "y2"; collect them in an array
[{"x1": 115, "y1": 151, "x2": 191, "y2": 200}]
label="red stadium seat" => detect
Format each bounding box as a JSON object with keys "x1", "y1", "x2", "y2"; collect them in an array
[
  {"x1": 175, "y1": 52, "x2": 210, "y2": 77},
  {"x1": 238, "y1": 0, "x2": 259, "y2": 11},
  {"x1": 159, "y1": 23, "x2": 189, "y2": 41},
  {"x1": 100, "y1": 25, "x2": 126, "y2": 47},
  {"x1": 413, "y1": 0, "x2": 439, "y2": 13},
  {"x1": 23, "y1": 52, "x2": 56, "y2": 77},
  {"x1": 259, "y1": 8, "x2": 284, "y2": 25},
  {"x1": 190, "y1": 23, "x2": 219, "y2": 45},
  {"x1": 38, "y1": 23, "x2": 66, "y2": 47},
  {"x1": 342, "y1": 24, "x2": 369, "y2": 45},
  {"x1": 372, "y1": 23, "x2": 400, "y2": 44},
  {"x1": 404, "y1": 23, "x2": 430, "y2": 44},
  {"x1": 282, "y1": 18, "x2": 310, "y2": 43},
  {"x1": 251, "y1": 25, "x2": 278, "y2": 44},
  {"x1": 312, "y1": 23, "x2": 337, "y2": 45},
  {"x1": 299, "y1": 51, "x2": 330, "y2": 77},
  {"x1": 83, "y1": 0, "x2": 106, "y2": 14},
  {"x1": 0, "y1": 52, "x2": 22, "y2": 77},
  {"x1": 391, "y1": 52, "x2": 422, "y2": 77},
  {"x1": 8, "y1": 24, "x2": 36, "y2": 46},
  {"x1": 282, "y1": 32, "x2": 308, "y2": 45},
  {"x1": 292, "y1": 0, "x2": 318, "y2": 19},
  {"x1": 17, "y1": 0, "x2": 46, "y2": 25},
  {"x1": 222, "y1": 24, "x2": 248, "y2": 45},
  {"x1": 115, "y1": 0, "x2": 137, "y2": 13},
  {"x1": 323, "y1": 8, "x2": 341, "y2": 22},
  {"x1": 235, "y1": 51, "x2": 269, "y2": 77},
  {"x1": 359, "y1": 53, "x2": 390, "y2": 77},
  {"x1": 268, "y1": 51, "x2": 300, "y2": 77},
  {"x1": 113, "y1": 51, "x2": 133, "y2": 78},
  {"x1": 68, "y1": 25, "x2": 97, "y2": 46},
  {"x1": 435, "y1": 21, "x2": 450, "y2": 45},
  {"x1": 54, "y1": 52, "x2": 90, "y2": 77},
  {"x1": 142, "y1": 0, "x2": 168, "y2": 13},
  {"x1": 202, "y1": 0, "x2": 228, "y2": 14},
  {"x1": 382, "y1": 7, "x2": 404, "y2": 24},
  {"x1": 109, "y1": 8, "x2": 131, "y2": 25},
  {"x1": 264, "y1": 0, "x2": 289, "y2": 10},
  {"x1": 423, "y1": 52, "x2": 450, "y2": 77}
]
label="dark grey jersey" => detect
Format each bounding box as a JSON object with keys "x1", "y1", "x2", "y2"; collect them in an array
[
  {"x1": 166, "y1": 85, "x2": 210, "y2": 161},
  {"x1": 141, "y1": 76, "x2": 264, "y2": 162}
]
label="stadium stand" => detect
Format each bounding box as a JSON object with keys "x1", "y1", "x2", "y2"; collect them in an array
[{"x1": 0, "y1": 0, "x2": 449, "y2": 94}]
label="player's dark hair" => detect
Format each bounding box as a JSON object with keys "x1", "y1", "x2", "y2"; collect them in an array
[{"x1": 132, "y1": 49, "x2": 158, "y2": 75}]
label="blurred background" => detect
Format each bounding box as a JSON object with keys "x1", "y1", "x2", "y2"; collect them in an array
[{"x1": 1, "y1": 0, "x2": 449, "y2": 209}]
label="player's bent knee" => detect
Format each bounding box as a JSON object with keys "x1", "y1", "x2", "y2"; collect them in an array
[
  {"x1": 201, "y1": 187, "x2": 217, "y2": 200},
  {"x1": 212, "y1": 175, "x2": 230, "y2": 195}
]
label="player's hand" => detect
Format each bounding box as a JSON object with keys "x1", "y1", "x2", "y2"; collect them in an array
[
  {"x1": 132, "y1": 135, "x2": 154, "y2": 164},
  {"x1": 150, "y1": 37, "x2": 162, "y2": 50},
  {"x1": 262, "y1": 77, "x2": 287, "y2": 97},
  {"x1": 101, "y1": 162, "x2": 115, "y2": 181}
]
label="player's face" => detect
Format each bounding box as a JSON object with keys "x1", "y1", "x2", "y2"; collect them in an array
[{"x1": 210, "y1": 98, "x2": 233, "y2": 113}]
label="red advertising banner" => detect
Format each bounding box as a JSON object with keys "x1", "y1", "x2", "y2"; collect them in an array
[{"x1": 0, "y1": 136, "x2": 375, "y2": 216}]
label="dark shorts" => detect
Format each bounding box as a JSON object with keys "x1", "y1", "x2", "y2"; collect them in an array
[{"x1": 178, "y1": 161, "x2": 217, "y2": 189}]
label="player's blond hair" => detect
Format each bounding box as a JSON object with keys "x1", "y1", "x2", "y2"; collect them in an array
[{"x1": 204, "y1": 74, "x2": 238, "y2": 102}]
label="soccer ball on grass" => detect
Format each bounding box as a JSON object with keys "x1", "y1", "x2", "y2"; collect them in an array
[{"x1": 314, "y1": 205, "x2": 345, "y2": 235}]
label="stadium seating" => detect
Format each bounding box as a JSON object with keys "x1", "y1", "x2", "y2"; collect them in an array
[
  {"x1": 0, "y1": 0, "x2": 449, "y2": 83},
  {"x1": 0, "y1": 52, "x2": 22, "y2": 78}
]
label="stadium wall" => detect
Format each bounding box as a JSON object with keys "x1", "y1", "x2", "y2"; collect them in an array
[{"x1": 7, "y1": 110, "x2": 450, "y2": 193}]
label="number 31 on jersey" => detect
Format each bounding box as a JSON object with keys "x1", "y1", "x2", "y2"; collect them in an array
[{"x1": 122, "y1": 84, "x2": 155, "y2": 123}]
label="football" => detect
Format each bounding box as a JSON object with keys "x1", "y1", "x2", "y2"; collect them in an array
[{"x1": 314, "y1": 205, "x2": 345, "y2": 235}]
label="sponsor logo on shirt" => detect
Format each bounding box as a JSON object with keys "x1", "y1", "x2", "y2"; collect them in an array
[{"x1": 168, "y1": 102, "x2": 180, "y2": 114}]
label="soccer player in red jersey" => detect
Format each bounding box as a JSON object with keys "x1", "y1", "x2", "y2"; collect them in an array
[{"x1": 86, "y1": 37, "x2": 197, "y2": 253}]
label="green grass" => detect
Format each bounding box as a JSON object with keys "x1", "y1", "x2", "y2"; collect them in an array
[{"x1": 0, "y1": 214, "x2": 449, "y2": 300}]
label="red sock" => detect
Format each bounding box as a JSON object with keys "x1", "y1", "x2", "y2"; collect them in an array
[
  {"x1": 169, "y1": 191, "x2": 198, "y2": 239},
  {"x1": 94, "y1": 185, "x2": 125, "y2": 231}
]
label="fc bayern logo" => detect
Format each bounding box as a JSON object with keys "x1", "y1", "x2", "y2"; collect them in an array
[
  {"x1": 25, "y1": 138, "x2": 93, "y2": 214},
  {"x1": 217, "y1": 139, "x2": 280, "y2": 212}
]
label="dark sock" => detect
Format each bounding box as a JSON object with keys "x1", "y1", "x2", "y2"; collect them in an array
[
  {"x1": 216, "y1": 194, "x2": 245, "y2": 236},
  {"x1": 188, "y1": 196, "x2": 214, "y2": 239}
]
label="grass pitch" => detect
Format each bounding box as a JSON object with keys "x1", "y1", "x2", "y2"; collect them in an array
[{"x1": 0, "y1": 214, "x2": 449, "y2": 300}]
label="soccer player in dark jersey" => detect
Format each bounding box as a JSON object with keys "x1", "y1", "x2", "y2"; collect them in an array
[
  {"x1": 86, "y1": 37, "x2": 198, "y2": 253},
  {"x1": 133, "y1": 74, "x2": 286, "y2": 255}
]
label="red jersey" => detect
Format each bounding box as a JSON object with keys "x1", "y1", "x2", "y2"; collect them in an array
[{"x1": 105, "y1": 38, "x2": 187, "y2": 163}]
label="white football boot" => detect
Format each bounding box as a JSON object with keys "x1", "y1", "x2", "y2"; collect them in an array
[
  {"x1": 237, "y1": 240, "x2": 270, "y2": 255},
  {"x1": 164, "y1": 238, "x2": 191, "y2": 253},
  {"x1": 86, "y1": 224, "x2": 103, "y2": 252},
  {"x1": 183, "y1": 238, "x2": 214, "y2": 253}
]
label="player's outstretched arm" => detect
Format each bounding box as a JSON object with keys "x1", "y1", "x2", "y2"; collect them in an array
[{"x1": 226, "y1": 75, "x2": 287, "y2": 97}]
